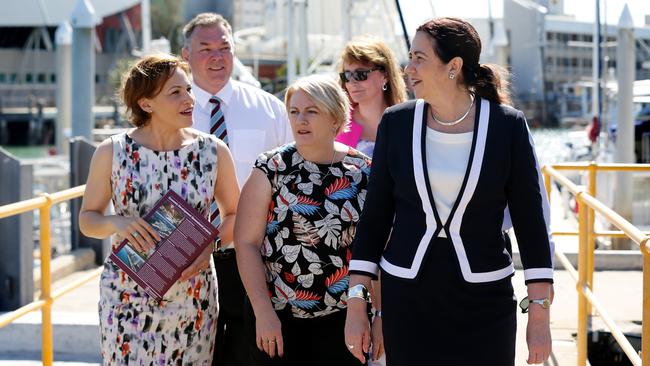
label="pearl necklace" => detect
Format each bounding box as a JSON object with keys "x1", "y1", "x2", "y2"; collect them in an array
[{"x1": 430, "y1": 95, "x2": 475, "y2": 127}]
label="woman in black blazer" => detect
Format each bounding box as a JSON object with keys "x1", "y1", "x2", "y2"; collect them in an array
[{"x1": 344, "y1": 17, "x2": 554, "y2": 366}]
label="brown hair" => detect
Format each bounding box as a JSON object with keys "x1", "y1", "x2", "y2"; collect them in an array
[
  {"x1": 338, "y1": 36, "x2": 407, "y2": 107},
  {"x1": 416, "y1": 17, "x2": 511, "y2": 105},
  {"x1": 183, "y1": 13, "x2": 233, "y2": 49},
  {"x1": 119, "y1": 54, "x2": 190, "y2": 127}
]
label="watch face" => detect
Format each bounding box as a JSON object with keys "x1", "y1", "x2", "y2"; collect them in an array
[
  {"x1": 518, "y1": 297, "x2": 531, "y2": 313},
  {"x1": 518, "y1": 296, "x2": 550, "y2": 313}
]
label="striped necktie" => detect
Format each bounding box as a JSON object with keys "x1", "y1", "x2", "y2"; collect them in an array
[
  {"x1": 210, "y1": 97, "x2": 228, "y2": 145},
  {"x1": 209, "y1": 97, "x2": 227, "y2": 228}
]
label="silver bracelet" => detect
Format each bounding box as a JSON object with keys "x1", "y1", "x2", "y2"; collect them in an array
[{"x1": 347, "y1": 283, "x2": 371, "y2": 303}]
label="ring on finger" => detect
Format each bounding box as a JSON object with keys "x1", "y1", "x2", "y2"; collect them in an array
[
  {"x1": 268, "y1": 339, "x2": 276, "y2": 343},
  {"x1": 348, "y1": 344, "x2": 354, "y2": 349}
]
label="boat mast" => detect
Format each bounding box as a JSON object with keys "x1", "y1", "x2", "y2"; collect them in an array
[
  {"x1": 592, "y1": 0, "x2": 601, "y2": 129},
  {"x1": 394, "y1": 0, "x2": 410, "y2": 52}
]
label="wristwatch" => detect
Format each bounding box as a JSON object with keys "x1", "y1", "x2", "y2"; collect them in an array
[
  {"x1": 347, "y1": 284, "x2": 371, "y2": 303},
  {"x1": 518, "y1": 296, "x2": 551, "y2": 313}
]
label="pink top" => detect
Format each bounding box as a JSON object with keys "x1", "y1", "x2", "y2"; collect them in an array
[{"x1": 335, "y1": 118, "x2": 363, "y2": 147}]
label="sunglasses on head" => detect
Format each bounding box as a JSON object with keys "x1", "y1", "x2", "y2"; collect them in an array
[{"x1": 339, "y1": 67, "x2": 384, "y2": 83}]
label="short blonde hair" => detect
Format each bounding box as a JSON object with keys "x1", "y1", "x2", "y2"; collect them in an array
[{"x1": 285, "y1": 74, "x2": 351, "y2": 134}]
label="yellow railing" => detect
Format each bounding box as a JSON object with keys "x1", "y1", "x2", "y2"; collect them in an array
[
  {"x1": 0, "y1": 184, "x2": 103, "y2": 366},
  {"x1": 542, "y1": 162, "x2": 650, "y2": 366}
]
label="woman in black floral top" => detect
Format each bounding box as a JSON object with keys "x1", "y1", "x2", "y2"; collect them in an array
[{"x1": 235, "y1": 74, "x2": 371, "y2": 366}]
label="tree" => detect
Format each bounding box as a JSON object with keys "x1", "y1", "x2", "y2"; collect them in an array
[{"x1": 151, "y1": 0, "x2": 184, "y2": 53}]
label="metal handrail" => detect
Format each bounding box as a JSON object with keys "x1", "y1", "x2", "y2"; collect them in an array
[
  {"x1": 0, "y1": 184, "x2": 101, "y2": 366},
  {"x1": 543, "y1": 163, "x2": 650, "y2": 366}
]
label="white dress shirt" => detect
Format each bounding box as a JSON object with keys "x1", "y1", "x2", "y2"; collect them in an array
[
  {"x1": 426, "y1": 127, "x2": 473, "y2": 237},
  {"x1": 192, "y1": 79, "x2": 292, "y2": 187},
  {"x1": 425, "y1": 127, "x2": 513, "y2": 234}
]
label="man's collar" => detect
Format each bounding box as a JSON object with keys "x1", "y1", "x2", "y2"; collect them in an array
[{"x1": 192, "y1": 79, "x2": 234, "y2": 108}]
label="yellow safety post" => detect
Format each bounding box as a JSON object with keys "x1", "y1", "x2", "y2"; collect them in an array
[
  {"x1": 639, "y1": 236, "x2": 650, "y2": 365},
  {"x1": 586, "y1": 162, "x2": 597, "y2": 316},
  {"x1": 39, "y1": 194, "x2": 53, "y2": 366},
  {"x1": 576, "y1": 192, "x2": 589, "y2": 366},
  {"x1": 543, "y1": 170, "x2": 551, "y2": 205}
]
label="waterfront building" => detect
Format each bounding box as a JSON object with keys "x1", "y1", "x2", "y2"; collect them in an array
[
  {"x1": 0, "y1": 1, "x2": 142, "y2": 109},
  {"x1": 504, "y1": 0, "x2": 650, "y2": 125}
]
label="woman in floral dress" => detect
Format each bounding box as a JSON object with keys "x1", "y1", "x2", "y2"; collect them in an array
[
  {"x1": 79, "y1": 54, "x2": 239, "y2": 365},
  {"x1": 235, "y1": 74, "x2": 372, "y2": 366}
]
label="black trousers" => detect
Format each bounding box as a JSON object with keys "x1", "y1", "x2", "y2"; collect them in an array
[
  {"x1": 245, "y1": 305, "x2": 366, "y2": 366},
  {"x1": 212, "y1": 250, "x2": 248, "y2": 366}
]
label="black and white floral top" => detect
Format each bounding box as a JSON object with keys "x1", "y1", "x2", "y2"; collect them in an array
[{"x1": 254, "y1": 143, "x2": 371, "y2": 318}]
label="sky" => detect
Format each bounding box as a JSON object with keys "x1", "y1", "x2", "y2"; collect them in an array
[{"x1": 400, "y1": 0, "x2": 650, "y2": 32}]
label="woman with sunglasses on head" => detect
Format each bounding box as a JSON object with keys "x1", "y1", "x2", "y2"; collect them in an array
[
  {"x1": 335, "y1": 37, "x2": 407, "y2": 366},
  {"x1": 235, "y1": 74, "x2": 372, "y2": 366},
  {"x1": 336, "y1": 37, "x2": 408, "y2": 158},
  {"x1": 344, "y1": 18, "x2": 554, "y2": 366}
]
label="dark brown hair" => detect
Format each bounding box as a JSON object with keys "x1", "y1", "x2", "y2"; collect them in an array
[
  {"x1": 417, "y1": 17, "x2": 511, "y2": 105},
  {"x1": 119, "y1": 54, "x2": 190, "y2": 127},
  {"x1": 338, "y1": 36, "x2": 408, "y2": 107}
]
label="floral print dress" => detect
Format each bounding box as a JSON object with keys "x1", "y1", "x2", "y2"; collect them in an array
[
  {"x1": 99, "y1": 132, "x2": 219, "y2": 365},
  {"x1": 254, "y1": 143, "x2": 371, "y2": 319}
]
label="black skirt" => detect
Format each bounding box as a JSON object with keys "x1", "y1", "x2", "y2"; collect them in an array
[
  {"x1": 381, "y1": 237, "x2": 517, "y2": 366},
  {"x1": 245, "y1": 305, "x2": 366, "y2": 366}
]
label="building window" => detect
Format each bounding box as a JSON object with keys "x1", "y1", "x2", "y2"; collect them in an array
[
  {"x1": 0, "y1": 74, "x2": 6, "y2": 83},
  {"x1": 25, "y1": 74, "x2": 33, "y2": 83},
  {"x1": 10, "y1": 73, "x2": 17, "y2": 83},
  {"x1": 50, "y1": 74, "x2": 56, "y2": 83},
  {"x1": 37, "y1": 73, "x2": 47, "y2": 83}
]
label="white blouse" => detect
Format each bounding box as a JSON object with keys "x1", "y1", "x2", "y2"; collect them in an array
[{"x1": 425, "y1": 127, "x2": 473, "y2": 237}]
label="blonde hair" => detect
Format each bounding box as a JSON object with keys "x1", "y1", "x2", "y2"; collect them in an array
[
  {"x1": 119, "y1": 54, "x2": 190, "y2": 127},
  {"x1": 285, "y1": 74, "x2": 351, "y2": 134},
  {"x1": 338, "y1": 36, "x2": 407, "y2": 107}
]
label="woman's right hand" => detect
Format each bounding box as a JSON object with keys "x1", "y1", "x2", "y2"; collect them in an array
[
  {"x1": 111, "y1": 216, "x2": 160, "y2": 254},
  {"x1": 345, "y1": 300, "x2": 371, "y2": 364},
  {"x1": 255, "y1": 308, "x2": 284, "y2": 358}
]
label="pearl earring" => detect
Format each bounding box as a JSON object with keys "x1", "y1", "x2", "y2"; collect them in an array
[
  {"x1": 382, "y1": 83, "x2": 388, "y2": 91},
  {"x1": 448, "y1": 72, "x2": 455, "y2": 80}
]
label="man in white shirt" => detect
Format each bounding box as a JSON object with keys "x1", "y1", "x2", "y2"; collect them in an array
[{"x1": 182, "y1": 13, "x2": 291, "y2": 366}]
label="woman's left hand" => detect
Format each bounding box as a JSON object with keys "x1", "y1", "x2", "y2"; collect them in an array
[
  {"x1": 525, "y1": 307, "x2": 551, "y2": 364},
  {"x1": 179, "y1": 241, "x2": 214, "y2": 281},
  {"x1": 370, "y1": 315, "x2": 384, "y2": 360},
  {"x1": 345, "y1": 300, "x2": 371, "y2": 364}
]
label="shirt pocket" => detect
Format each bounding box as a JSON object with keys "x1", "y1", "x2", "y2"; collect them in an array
[{"x1": 231, "y1": 129, "x2": 267, "y2": 163}]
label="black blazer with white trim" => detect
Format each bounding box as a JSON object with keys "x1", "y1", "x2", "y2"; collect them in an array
[{"x1": 349, "y1": 97, "x2": 554, "y2": 284}]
